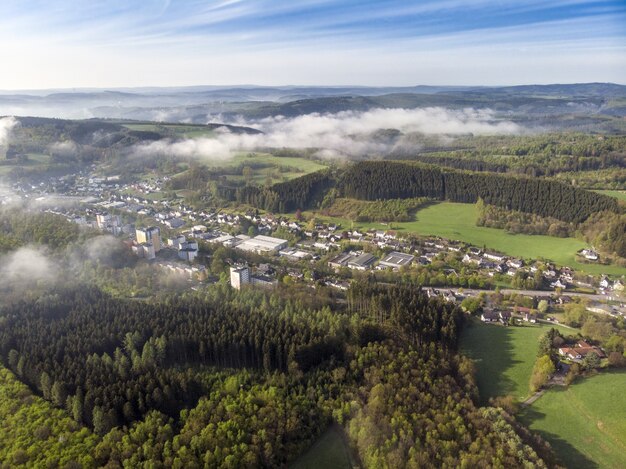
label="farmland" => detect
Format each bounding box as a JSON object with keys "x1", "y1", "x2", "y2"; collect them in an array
[{"x1": 520, "y1": 372, "x2": 626, "y2": 469}]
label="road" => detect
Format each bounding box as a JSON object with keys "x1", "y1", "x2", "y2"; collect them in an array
[{"x1": 446, "y1": 287, "x2": 613, "y2": 303}]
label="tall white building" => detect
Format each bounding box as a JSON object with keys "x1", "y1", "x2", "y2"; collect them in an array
[{"x1": 230, "y1": 266, "x2": 250, "y2": 290}]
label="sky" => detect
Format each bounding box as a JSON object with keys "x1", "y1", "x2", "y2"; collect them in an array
[{"x1": 0, "y1": 0, "x2": 624, "y2": 89}]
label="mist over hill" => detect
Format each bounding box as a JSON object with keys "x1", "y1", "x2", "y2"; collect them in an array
[{"x1": 1, "y1": 83, "x2": 625, "y2": 133}]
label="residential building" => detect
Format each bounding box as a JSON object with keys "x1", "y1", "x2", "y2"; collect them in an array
[
  {"x1": 230, "y1": 266, "x2": 250, "y2": 290},
  {"x1": 136, "y1": 226, "x2": 162, "y2": 252}
]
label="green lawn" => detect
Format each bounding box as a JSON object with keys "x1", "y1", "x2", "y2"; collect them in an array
[
  {"x1": 306, "y1": 202, "x2": 625, "y2": 276},
  {"x1": 461, "y1": 319, "x2": 576, "y2": 403},
  {"x1": 213, "y1": 152, "x2": 328, "y2": 182},
  {"x1": 520, "y1": 372, "x2": 626, "y2": 469},
  {"x1": 290, "y1": 426, "x2": 352, "y2": 469},
  {"x1": 596, "y1": 189, "x2": 626, "y2": 203}
]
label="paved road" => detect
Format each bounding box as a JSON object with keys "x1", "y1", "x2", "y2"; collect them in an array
[{"x1": 446, "y1": 287, "x2": 614, "y2": 303}]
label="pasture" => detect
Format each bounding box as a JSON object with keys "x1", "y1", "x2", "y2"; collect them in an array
[
  {"x1": 520, "y1": 372, "x2": 626, "y2": 469},
  {"x1": 460, "y1": 319, "x2": 576, "y2": 403}
]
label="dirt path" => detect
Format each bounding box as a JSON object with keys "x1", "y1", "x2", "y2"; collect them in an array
[{"x1": 521, "y1": 389, "x2": 545, "y2": 406}]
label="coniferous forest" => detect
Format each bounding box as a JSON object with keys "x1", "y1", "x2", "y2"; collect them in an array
[
  {"x1": 226, "y1": 161, "x2": 619, "y2": 225},
  {"x1": 338, "y1": 162, "x2": 619, "y2": 223},
  {"x1": 0, "y1": 281, "x2": 559, "y2": 467}
]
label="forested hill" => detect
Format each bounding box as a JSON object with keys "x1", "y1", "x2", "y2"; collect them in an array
[
  {"x1": 338, "y1": 161, "x2": 619, "y2": 223},
  {"x1": 0, "y1": 283, "x2": 558, "y2": 467},
  {"x1": 234, "y1": 162, "x2": 619, "y2": 224}
]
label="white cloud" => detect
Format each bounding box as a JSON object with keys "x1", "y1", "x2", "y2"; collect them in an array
[{"x1": 132, "y1": 107, "x2": 521, "y2": 161}]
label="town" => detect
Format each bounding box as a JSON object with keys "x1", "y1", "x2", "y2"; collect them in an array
[{"x1": 4, "y1": 167, "x2": 625, "y2": 325}]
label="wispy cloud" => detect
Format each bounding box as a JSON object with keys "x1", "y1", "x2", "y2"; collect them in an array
[
  {"x1": 0, "y1": 1, "x2": 624, "y2": 88},
  {"x1": 131, "y1": 107, "x2": 522, "y2": 161}
]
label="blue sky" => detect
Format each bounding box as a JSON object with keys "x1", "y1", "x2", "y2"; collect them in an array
[{"x1": 0, "y1": 0, "x2": 624, "y2": 89}]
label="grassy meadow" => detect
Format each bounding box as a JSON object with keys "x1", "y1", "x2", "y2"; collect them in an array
[
  {"x1": 520, "y1": 372, "x2": 626, "y2": 469},
  {"x1": 212, "y1": 152, "x2": 328, "y2": 183},
  {"x1": 460, "y1": 319, "x2": 576, "y2": 403},
  {"x1": 596, "y1": 189, "x2": 626, "y2": 203}
]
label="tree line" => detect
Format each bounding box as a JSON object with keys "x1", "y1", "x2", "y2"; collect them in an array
[{"x1": 338, "y1": 161, "x2": 619, "y2": 223}]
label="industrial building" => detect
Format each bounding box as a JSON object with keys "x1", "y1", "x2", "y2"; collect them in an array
[
  {"x1": 347, "y1": 253, "x2": 377, "y2": 271},
  {"x1": 378, "y1": 251, "x2": 415, "y2": 270},
  {"x1": 236, "y1": 235, "x2": 288, "y2": 254}
]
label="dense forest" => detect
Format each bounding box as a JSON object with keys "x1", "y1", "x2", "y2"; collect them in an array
[
  {"x1": 234, "y1": 169, "x2": 335, "y2": 213},
  {"x1": 0, "y1": 281, "x2": 559, "y2": 467},
  {"x1": 338, "y1": 161, "x2": 619, "y2": 223},
  {"x1": 397, "y1": 134, "x2": 626, "y2": 177}
]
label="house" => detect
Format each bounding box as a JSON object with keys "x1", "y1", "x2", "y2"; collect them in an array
[
  {"x1": 558, "y1": 341, "x2": 605, "y2": 361},
  {"x1": 551, "y1": 279, "x2": 568, "y2": 289},
  {"x1": 580, "y1": 249, "x2": 599, "y2": 261},
  {"x1": 558, "y1": 347, "x2": 582, "y2": 361},
  {"x1": 462, "y1": 254, "x2": 482, "y2": 265},
  {"x1": 507, "y1": 258, "x2": 524, "y2": 269},
  {"x1": 481, "y1": 310, "x2": 500, "y2": 322},
  {"x1": 499, "y1": 311, "x2": 512, "y2": 323},
  {"x1": 483, "y1": 251, "x2": 506, "y2": 262},
  {"x1": 523, "y1": 312, "x2": 537, "y2": 323},
  {"x1": 442, "y1": 290, "x2": 459, "y2": 304},
  {"x1": 164, "y1": 217, "x2": 185, "y2": 229}
]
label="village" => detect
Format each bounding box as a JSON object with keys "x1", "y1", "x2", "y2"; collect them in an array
[{"x1": 3, "y1": 170, "x2": 625, "y2": 319}]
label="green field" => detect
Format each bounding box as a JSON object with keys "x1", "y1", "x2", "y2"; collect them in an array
[
  {"x1": 291, "y1": 426, "x2": 352, "y2": 469},
  {"x1": 461, "y1": 319, "x2": 576, "y2": 403},
  {"x1": 122, "y1": 123, "x2": 216, "y2": 138},
  {"x1": 214, "y1": 152, "x2": 328, "y2": 183},
  {"x1": 596, "y1": 189, "x2": 626, "y2": 203},
  {"x1": 521, "y1": 372, "x2": 626, "y2": 469},
  {"x1": 306, "y1": 202, "x2": 625, "y2": 276},
  {"x1": 0, "y1": 153, "x2": 52, "y2": 175}
]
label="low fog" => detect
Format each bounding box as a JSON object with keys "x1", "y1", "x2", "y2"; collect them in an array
[
  {"x1": 0, "y1": 246, "x2": 54, "y2": 284},
  {"x1": 0, "y1": 116, "x2": 18, "y2": 148},
  {"x1": 132, "y1": 107, "x2": 522, "y2": 161}
]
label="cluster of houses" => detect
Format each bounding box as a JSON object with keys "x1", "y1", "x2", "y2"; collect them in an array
[
  {"x1": 558, "y1": 340, "x2": 606, "y2": 362},
  {"x1": 13, "y1": 169, "x2": 623, "y2": 297}
]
